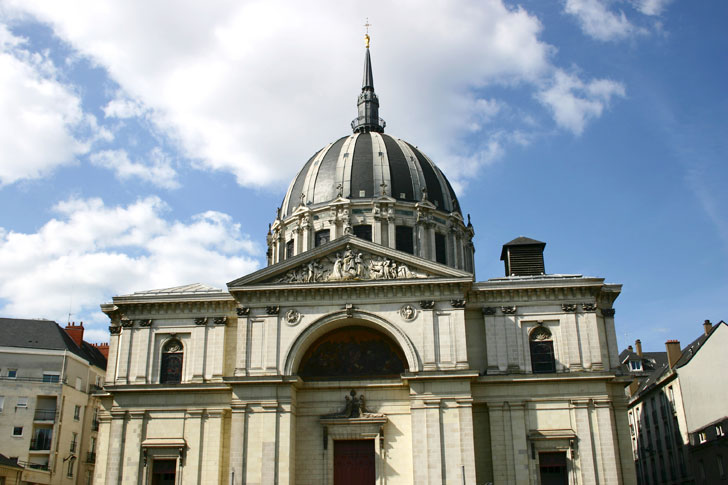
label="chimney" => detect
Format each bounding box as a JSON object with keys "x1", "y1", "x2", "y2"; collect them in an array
[
  {"x1": 635, "y1": 339, "x2": 643, "y2": 357},
  {"x1": 500, "y1": 237, "x2": 546, "y2": 277},
  {"x1": 703, "y1": 319, "x2": 712, "y2": 336},
  {"x1": 627, "y1": 345, "x2": 633, "y2": 353},
  {"x1": 64, "y1": 321, "x2": 84, "y2": 348},
  {"x1": 665, "y1": 340, "x2": 682, "y2": 369},
  {"x1": 93, "y1": 343, "x2": 109, "y2": 359}
]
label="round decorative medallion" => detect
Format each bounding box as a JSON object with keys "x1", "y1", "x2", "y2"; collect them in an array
[
  {"x1": 285, "y1": 309, "x2": 301, "y2": 326},
  {"x1": 399, "y1": 304, "x2": 416, "y2": 321}
]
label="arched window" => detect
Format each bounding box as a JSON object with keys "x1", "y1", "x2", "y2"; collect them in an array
[
  {"x1": 160, "y1": 339, "x2": 183, "y2": 384},
  {"x1": 298, "y1": 326, "x2": 407, "y2": 380},
  {"x1": 530, "y1": 326, "x2": 556, "y2": 374}
]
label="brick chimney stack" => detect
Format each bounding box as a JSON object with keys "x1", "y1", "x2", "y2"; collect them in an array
[
  {"x1": 93, "y1": 343, "x2": 109, "y2": 359},
  {"x1": 703, "y1": 319, "x2": 712, "y2": 336},
  {"x1": 665, "y1": 340, "x2": 682, "y2": 369},
  {"x1": 64, "y1": 321, "x2": 85, "y2": 348},
  {"x1": 635, "y1": 339, "x2": 643, "y2": 357}
]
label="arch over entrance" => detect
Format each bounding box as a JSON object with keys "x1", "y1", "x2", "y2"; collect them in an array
[{"x1": 284, "y1": 310, "x2": 420, "y2": 376}]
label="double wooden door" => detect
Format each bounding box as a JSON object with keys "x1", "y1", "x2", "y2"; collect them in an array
[{"x1": 334, "y1": 439, "x2": 375, "y2": 485}]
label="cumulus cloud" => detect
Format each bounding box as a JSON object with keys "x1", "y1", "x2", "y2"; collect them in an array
[
  {"x1": 536, "y1": 69, "x2": 625, "y2": 135},
  {"x1": 564, "y1": 0, "x2": 637, "y2": 41},
  {"x1": 1, "y1": 0, "x2": 571, "y2": 188},
  {"x1": 0, "y1": 24, "x2": 109, "y2": 185},
  {"x1": 0, "y1": 197, "x2": 260, "y2": 338},
  {"x1": 632, "y1": 0, "x2": 672, "y2": 16},
  {"x1": 90, "y1": 148, "x2": 179, "y2": 189}
]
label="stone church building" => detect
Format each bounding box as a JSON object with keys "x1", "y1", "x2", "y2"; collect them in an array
[{"x1": 94, "y1": 40, "x2": 636, "y2": 485}]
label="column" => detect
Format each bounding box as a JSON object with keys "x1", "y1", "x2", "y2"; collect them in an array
[
  {"x1": 183, "y1": 410, "x2": 204, "y2": 485},
  {"x1": 235, "y1": 315, "x2": 249, "y2": 376},
  {"x1": 574, "y1": 401, "x2": 598, "y2": 485},
  {"x1": 191, "y1": 323, "x2": 207, "y2": 381},
  {"x1": 421, "y1": 309, "x2": 437, "y2": 370},
  {"x1": 106, "y1": 330, "x2": 121, "y2": 383},
  {"x1": 228, "y1": 404, "x2": 247, "y2": 485},
  {"x1": 495, "y1": 315, "x2": 508, "y2": 372},
  {"x1": 509, "y1": 402, "x2": 529, "y2": 483},
  {"x1": 277, "y1": 401, "x2": 295, "y2": 485},
  {"x1": 564, "y1": 311, "x2": 583, "y2": 371},
  {"x1": 105, "y1": 411, "x2": 126, "y2": 485},
  {"x1": 483, "y1": 310, "x2": 499, "y2": 373},
  {"x1": 202, "y1": 410, "x2": 224, "y2": 482},
  {"x1": 456, "y1": 400, "x2": 477, "y2": 484},
  {"x1": 594, "y1": 401, "x2": 620, "y2": 484},
  {"x1": 387, "y1": 219, "x2": 396, "y2": 249},
  {"x1": 410, "y1": 403, "x2": 429, "y2": 484},
  {"x1": 505, "y1": 314, "x2": 520, "y2": 372},
  {"x1": 208, "y1": 323, "x2": 225, "y2": 379},
  {"x1": 613, "y1": 399, "x2": 638, "y2": 485},
  {"x1": 94, "y1": 412, "x2": 112, "y2": 484},
  {"x1": 425, "y1": 400, "x2": 443, "y2": 484},
  {"x1": 602, "y1": 309, "x2": 620, "y2": 370},
  {"x1": 133, "y1": 326, "x2": 151, "y2": 383},
  {"x1": 576, "y1": 312, "x2": 593, "y2": 370},
  {"x1": 264, "y1": 315, "x2": 279, "y2": 373},
  {"x1": 121, "y1": 411, "x2": 144, "y2": 485},
  {"x1": 488, "y1": 403, "x2": 507, "y2": 483},
  {"x1": 435, "y1": 311, "x2": 453, "y2": 367},
  {"x1": 116, "y1": 329, "x2": 131, "y2": 384},
  {"x1": 453, "y1": 310, "x2": 469, "y2": 369}
]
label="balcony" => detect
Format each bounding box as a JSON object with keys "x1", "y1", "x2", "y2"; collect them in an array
[
  {"x1": 33, "y1": 409, "x2": 57, "y2": 421},
  {"x1": 30, "y1": 437, "x2": 52, "y2": 451},
  {"x1": 86, "y1": 452, "x2": 96, "y2": 464},
  {"x1": 0, "y1": 375, "x2": 65, "y2": 383}
]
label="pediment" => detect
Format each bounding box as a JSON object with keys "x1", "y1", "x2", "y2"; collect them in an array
[{"x1": 228, "y1": 235, "x2": 472, "y2": 288}]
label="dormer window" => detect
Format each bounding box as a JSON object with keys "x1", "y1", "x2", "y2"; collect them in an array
[{"x1": 629, "y1": 360, "x2": 642, "y2": 371}]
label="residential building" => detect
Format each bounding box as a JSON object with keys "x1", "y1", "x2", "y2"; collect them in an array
[
  {"x1": 0, "y1": 319, "x2": 107, "y2": 484},
  {"x1": 622, "y1": 320, "x2": 728, "y2": 484}
]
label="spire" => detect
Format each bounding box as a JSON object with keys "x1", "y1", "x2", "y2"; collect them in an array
[{"x1": 351, "y1": 26, "x2": 385, "y2": 133}]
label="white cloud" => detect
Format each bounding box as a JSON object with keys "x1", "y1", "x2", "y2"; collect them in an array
[
  {"x1": 0, "y1": 196, "x2": 260, "y2": 337},
  {"x1": 90, "y1": 148, "x2": 179, "y2": 189},
  {"x1": 632, "y1": 0, "x2": 672, "y2": 16},
  {"x1": 103, "y1": 91, "x2": 146, "y2": 119},
  {"x1": 564, "y1": 0, "x2": 636, "y2": 41},
  {"x1": 536, "y1": 69, "x2": 625, "y2": 135},
  {"x1": 1, "y1": 0, "x2": 569, "y2": 188},
  {"x1": 0, "y1": 27, "x2": 99, "y2": 185}
]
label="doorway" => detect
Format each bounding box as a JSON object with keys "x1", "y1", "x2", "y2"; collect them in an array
[
  {"x1": 151, "y1": 459, "x2": 177, "y2": 485},
  {"x1": 539, "y1": 452, "x2": 568, "y2": 485},
  {"x1": 334, "y1": 440, "x2": 375, "y2": 485}
]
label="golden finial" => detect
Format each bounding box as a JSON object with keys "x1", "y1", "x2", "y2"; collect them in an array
[{"x1": 364, "y1": 18, "x2": 371, "y2": 48}]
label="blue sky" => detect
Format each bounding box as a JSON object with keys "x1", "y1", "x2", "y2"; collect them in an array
[{"x1": 0, "y1": 0, "x2": 725, "y2": 352}]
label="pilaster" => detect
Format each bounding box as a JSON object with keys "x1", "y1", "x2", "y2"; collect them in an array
[{"x1": 121, "y1": 411, "x2": 144, "y2": 485}]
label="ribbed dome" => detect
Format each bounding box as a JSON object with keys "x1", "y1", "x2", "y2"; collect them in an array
[{"x1": 281, "y1": 132, "x2": 461, "y2": 218}]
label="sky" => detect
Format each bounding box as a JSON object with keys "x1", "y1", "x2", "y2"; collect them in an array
[{"x1": 0, "y1": 0, "x2": 725, "y2": 352}]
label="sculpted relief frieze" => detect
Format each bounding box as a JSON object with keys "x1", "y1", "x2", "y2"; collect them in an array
[{"x1": 274, "y1": 245, "x2": 430, "y2": 284}]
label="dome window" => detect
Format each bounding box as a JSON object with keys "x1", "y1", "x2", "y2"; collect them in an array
[
  {"x1": 395, "y1": 226, "x2": 414, "y2": 255},
  {"x1": 315, "y1": 229, "x2": 331, "y2": 247},
  {"x1": 435, "y1": 233, "x2": 447, "y2": 265},
  {"x1": 286, "y1": 239, "x2": 295, "y2": 259},
  {"x1": 353, "y1": 225, "x2": 372, "y2": 242}
]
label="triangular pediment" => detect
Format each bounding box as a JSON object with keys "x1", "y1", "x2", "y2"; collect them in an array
[{"x1": 228, "y1": 235, "x2": 472, "y2": 288}]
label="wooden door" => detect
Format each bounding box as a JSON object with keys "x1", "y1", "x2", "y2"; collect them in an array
[
  {"x1": 334, "y1": 440, "x2": 375, "y2": 485},
  {"x1": 151, "y1": 459, "x2": 177, "y2": 485}
]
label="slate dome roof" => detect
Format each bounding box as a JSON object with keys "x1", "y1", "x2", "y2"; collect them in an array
[
  {"x1": 281, "y1": 42, "x2": 461, "y2": 219},
  {"x1": 281, "y1": 132, "x2": 461, "y2": 218}
]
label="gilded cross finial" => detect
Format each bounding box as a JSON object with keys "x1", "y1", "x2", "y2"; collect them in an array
[{"x1": 364, "y1": 18, "x2": 371, "y2": 48}]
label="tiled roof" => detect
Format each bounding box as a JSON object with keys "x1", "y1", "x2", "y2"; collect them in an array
[{"x1": 0, "y1": 317, "x2": 106, "y2": 370}]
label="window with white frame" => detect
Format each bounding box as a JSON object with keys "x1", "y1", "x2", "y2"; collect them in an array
[
  {"x1": 698, "y1": 431, "x2": 707, "y2": 444},
  {"x1": 629, "y1": 360, "x2": 642, "y2": 371},
  {"x1": 716, "y1": 424, "x2": 725, "y2": 437},
  {"x1": 73, "y1": 405, "x2": 81, "y2": 421},
  {"x1": 42, "y1": 372, "x2": 60, "y2": 383},
  {"x1": 12, "y1": 426, "x2": 23, "y2": 437},
  {"x1": 0, "y1": 396, "x2": 4, "y2": 412},
  {"x1": 75, "y1": 377, "x2": 83, "y2": 391},
  {"x1": 7, "y1": 368, "x2": 17, "y2": 378}
]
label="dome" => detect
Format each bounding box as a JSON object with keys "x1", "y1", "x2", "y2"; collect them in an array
[
  {"x1": 268, "y1": 38, "x2": 474, "y2": 273},
  {"x1": 280, "y1": 132, "x2": 461, "y2": 218}
]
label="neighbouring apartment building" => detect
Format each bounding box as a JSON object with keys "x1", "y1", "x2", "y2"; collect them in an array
[
  {"x1": 0, "y1": 319, "x2": 107, "y2": 485},
  {"x1": 621, "y1": 320, "x2": 728, "y2": 485}
]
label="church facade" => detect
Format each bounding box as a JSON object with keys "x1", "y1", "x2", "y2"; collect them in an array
[{"x1": 94, "y1": 41, "x2": 636, "y2": 485}]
